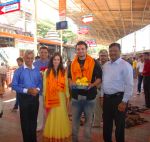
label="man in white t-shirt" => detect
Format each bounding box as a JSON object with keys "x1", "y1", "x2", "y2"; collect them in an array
[{"x1": 136, "y1": 54, "x2": 144, "y2": 95}]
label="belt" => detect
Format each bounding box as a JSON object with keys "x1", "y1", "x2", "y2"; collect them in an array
[
  {"x1": 104, "y1": 92, "x2": 124, "y2": 98},
  {"x1": 72, "y1": 94, "x2": 96, "y2": 100}
]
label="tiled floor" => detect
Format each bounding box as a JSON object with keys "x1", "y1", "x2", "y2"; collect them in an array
[{"x1": 0, "y1": 81, "x2": 150, "y2": 142}]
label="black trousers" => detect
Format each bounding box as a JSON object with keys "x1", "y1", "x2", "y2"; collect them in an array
[
  {"x1": 137, "y1": 74, "x2": 143, "y2": 93},
  {"x1": 14, "y1": 93, "x2": 19, "y2": 108},
  {"x1": 143, "y1": 76, "x2": 150, "y2": 108},
  {"x1": 103, "y1": 93, "x2": 127, "y2": 142},
  {"x1": 18, "y1": 94, "x2": 39, "y2": 142}
]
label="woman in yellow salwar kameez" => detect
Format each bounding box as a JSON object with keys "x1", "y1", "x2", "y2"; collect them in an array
[{"x1": 43, "y1": 52, "x2": 71, "y2": 142}]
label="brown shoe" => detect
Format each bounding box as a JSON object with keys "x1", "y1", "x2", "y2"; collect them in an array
[{"x1": 0, "y1": 111, "x2": 3, "y2": 118}]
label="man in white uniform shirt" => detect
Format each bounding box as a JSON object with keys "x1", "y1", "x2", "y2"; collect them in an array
[
  {"x1": 136, "y1": 54, "x2": 144, "y2": 95},
  {"x1": 102, "y1": 43, "x2": 133, "y2": 142}
]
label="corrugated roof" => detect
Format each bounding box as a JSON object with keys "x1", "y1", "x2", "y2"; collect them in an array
[{"x1": 45, "y1": 0, "x2": 150, "y2": 45}]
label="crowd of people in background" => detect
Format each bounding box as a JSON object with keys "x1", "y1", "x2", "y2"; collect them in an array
[
  {"x1": 0, "y1": 41, "x2": 150, "y2": 142},
  {"x1": 122, "y1": 52, "x2": 150, "y2": 108}
]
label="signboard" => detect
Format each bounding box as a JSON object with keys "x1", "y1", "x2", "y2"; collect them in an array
[
  {"x1": 0, "y1": 0, "x2": 20, "y2": 6},
  {"x1": 85, "y1": 39, "x2": 97, "y2": 47},
  {"x1": 0, "y1": 0, "x2": 20, "y2": 15},
  {"x1": 82, "y1": 16, "x2": 93, "y2": 24},
  {"x1": 78, "y1": 26, "x2": 89, "y2": 34},
  {"x1": 59, "y1": 0, "x2": 66, "y2": 21}
]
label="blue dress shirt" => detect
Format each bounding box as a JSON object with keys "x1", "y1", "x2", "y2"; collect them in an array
[
  {"x1": 12, "y1": 65, "x2": 42, "y2": 95},
  {"x1": 102, "y1": 58, "x2": 134, "y2": 103}
]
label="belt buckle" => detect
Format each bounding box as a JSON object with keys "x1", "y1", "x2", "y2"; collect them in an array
[{"x1": 78, "y1": 95, "x2": 86, "y2": 100}]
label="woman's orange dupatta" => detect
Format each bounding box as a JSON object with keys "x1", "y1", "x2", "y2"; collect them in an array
[{"x1": 45, "y1": 69, "x2": 65, "y2": 109}]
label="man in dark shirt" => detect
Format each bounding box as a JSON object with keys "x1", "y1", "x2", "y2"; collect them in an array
[{"x1": 68, "y1": 41, "x2": 102, "y2": 142}]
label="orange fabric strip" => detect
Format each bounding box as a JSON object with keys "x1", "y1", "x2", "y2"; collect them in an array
[
  {"x1": 43, "y1": 135, "x2": 71, "y2": 142},
  {"x1": 45, "y1": 70, "x2": 65, "y2": 109},
  {"x1": 71, "y1": 54, "x2": 95, "y2": 82}
]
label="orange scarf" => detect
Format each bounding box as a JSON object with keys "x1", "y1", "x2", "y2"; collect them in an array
[
  {"x1": 71, "y1": 54, "x2": 95, "y2": 82},
  {"x1": 45, "y1": 69, "x2": 65, "y2": 109}
]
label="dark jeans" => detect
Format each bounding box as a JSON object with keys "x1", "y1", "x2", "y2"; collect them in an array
[
  {"x1": 103, "y1": 93, "x2": 127, "y2": 142},
  {"x1": 137, "y1": 74, "x2": 143, "y2": 93},
  {"x1": 18, "y1": 94, "x2": 39, "y2": 142},
  {"x1": 143, "y1": 76, "x2": 150, "y2": 108}
]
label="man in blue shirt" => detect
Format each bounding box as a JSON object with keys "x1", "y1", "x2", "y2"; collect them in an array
[
  {"x1": 12, "y1": 50, "x2": 42, "y2": 142},
  {"x1": 33, "y1": 46, "x2": 49, "y2": 70},
  {"x1": 102, "y1": 43, "x2": 133, "y2": 142},
  {"x1": 33, "y1": 46, "x2": 49, "y2": 131}
]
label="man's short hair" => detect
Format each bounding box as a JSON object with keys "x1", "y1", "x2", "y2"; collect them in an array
[
  {"x1": 24, "y1": 50, "x2": 34, "y2": 57},
  {"x1": 109, "y1": 43, "x2": 121, "y2": 51},
  {"x1": 39, "y1": 46, "x2": 49, "y2": 51},
  {"x1": 75, "y1": 41, "x2": 88, "y2": 49},
  {"x1": 16, "y1": 57, "x2": 23, "y2": 62},
  {"x1": 99, "y1": 49, "x2": 108, "y2": 54}
]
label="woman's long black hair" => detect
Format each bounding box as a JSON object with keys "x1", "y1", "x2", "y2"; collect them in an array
[{"x1": 46, "y1": 52, "x2": 65, "y2": 77}]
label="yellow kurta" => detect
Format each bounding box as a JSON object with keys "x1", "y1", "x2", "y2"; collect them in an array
[{"x1": 43, "y1": 71, "x2": 71, "y2": 142}]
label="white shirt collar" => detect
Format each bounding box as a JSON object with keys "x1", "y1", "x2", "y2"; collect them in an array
[
  {"x1": 108, "y1": 57, "x2": 122, "y2": 64},
  {"x1": 24, "y1": 64, "x2": 35, "y2": 69}
]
